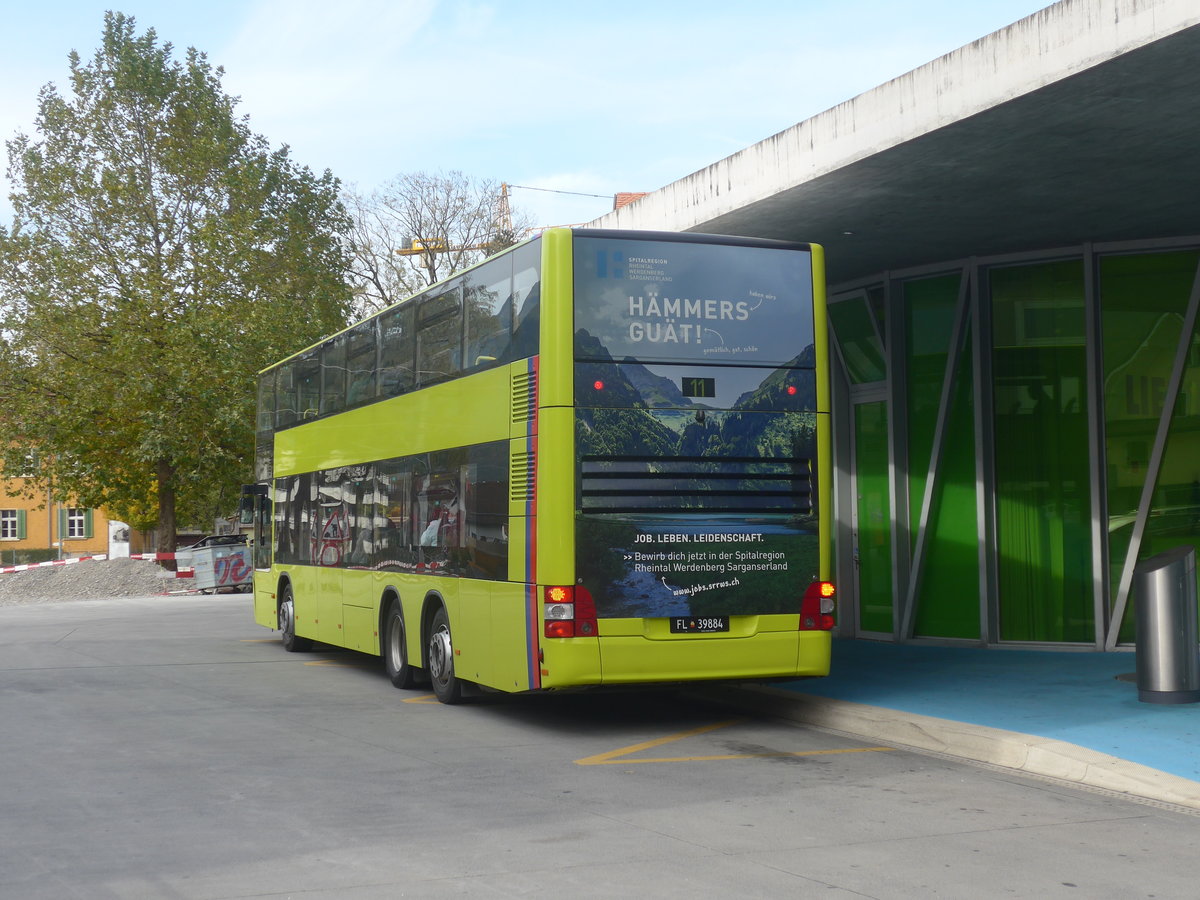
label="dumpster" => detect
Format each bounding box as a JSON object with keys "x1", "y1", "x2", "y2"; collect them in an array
[
  {"x1": 189, "y1": 543, "x2": 253, "y2": 593},
  {"x1": 1134, "y1": 545, "x2": 1200, "y2": 704}
]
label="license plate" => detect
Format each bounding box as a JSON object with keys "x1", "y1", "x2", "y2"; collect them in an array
[{"x1": 669, "y1": 616, "x2": 729, "y2": 634}]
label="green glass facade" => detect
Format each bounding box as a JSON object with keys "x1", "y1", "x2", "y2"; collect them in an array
[
  {"x1": 829, "y1": 242, "x2": 1200, "y2": 649},
  {"x1": 853, "y1": 400, "x2": 893, "y2": 634},
  {"x1": 991, "y1": 260, "x2": 1093, "y2": 642},
  {"x1": 904, "y1": 274, "x2": 980, "y2": 640}
]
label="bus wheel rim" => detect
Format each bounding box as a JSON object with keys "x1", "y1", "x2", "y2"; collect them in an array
[
  {"x1": 388, "y1": 616, "x2": 403, "y2": 669},
  {"x1": 430, "y1": 625, "x2": 452, "y2": 683}
]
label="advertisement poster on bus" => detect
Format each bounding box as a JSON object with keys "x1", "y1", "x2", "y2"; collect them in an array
[{"x1": 572, "y1": 235, "x2": 821, "y2": 619}]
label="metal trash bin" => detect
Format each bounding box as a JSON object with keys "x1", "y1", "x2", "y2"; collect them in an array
[{"x1": 1134, "y1": 545, "x2": 1200, "y2": 704}]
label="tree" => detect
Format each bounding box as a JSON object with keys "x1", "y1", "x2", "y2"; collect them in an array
[
  {"x1": 345, "y1": 171, "x2": 532, "y2": 318},
  {"x1": 0, "y1": 12, "x2": 352, "y2": 550}
]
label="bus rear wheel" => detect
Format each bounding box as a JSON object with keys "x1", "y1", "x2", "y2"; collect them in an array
[
  {"x1": 383, "y1": 602, "x2": 418, "y2": 689},
  {"x1": 279, "y1": 584, "x2": 312, "y2": 652},
  {"x1": 427, "y1": 607, "x2": 462, "y2": 704}
]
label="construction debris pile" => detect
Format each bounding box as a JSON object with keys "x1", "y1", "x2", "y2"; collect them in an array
[{"x1": 0, "y1": 558, "x2": 179, "y2": 606}]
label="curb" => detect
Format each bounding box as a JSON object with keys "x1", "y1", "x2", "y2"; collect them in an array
[{"x1": 696, "y1": 683, "x2": 1200, "y2": 811}]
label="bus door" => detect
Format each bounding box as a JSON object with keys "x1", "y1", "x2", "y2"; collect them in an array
[{"x1": 241, "y1": 485, "x2": 276, "y2": 628}]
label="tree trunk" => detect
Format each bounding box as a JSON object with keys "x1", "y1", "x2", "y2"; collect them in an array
[{"x1": 156, "y1": 458, "x2": 178, "y2": 559}]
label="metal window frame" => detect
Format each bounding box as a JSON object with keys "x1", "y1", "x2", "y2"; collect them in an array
[
  {"x1": 829, "y1": 283, "x2": 894, "y2": 638},
  {"x1": 899, "y1": 269, "x2": 972, "y2": 640},
  {"x1": 1104, "y1": 257, "x2": 1200, "y2": 649},
  {"x1": 829, "y1": 235, "x2": 1200, "y2": 651}
]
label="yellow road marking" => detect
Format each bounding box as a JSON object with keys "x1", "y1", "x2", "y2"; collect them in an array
[
  {"x1": 575, "y1": 719, "x2": 893, "y2": 766},
  {"x1": 303, "y1": 658, "x2": 373, "y2": 669},
  {"x1": 240, "y1": 639, "x2": 278, "y2": 643},
  {"x1": 576, "y1": 719, "x2": 742, "y2": 765},
  {"x1": 403, "y1": 693, "x2": 440, "y2": 704}
]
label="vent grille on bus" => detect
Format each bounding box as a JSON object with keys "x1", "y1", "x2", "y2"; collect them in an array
[
  {"x1": 580, "y1": 455, "x2": 812, "y2": 515},
  {"x1": 511, "y1": 370, "x2": 536, "y2": 424},
  {"x1": 510, "y1": 451, "x2": 536, "y2": 502}
]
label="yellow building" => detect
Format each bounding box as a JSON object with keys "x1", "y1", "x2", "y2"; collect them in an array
[{"x1": 0, "y1": 476, "x2": 141, "y2": 565}]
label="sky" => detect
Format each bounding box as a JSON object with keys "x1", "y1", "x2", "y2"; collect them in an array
[{"x1": 0, "y1": 0, "x2": 1052, "y2": 230}]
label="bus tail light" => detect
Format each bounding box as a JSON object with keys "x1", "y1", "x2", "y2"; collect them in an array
[
  {"x1": 799, "y1": 581, "x2": 836, "y2": 630},
  {"x1": 543, "y1": 585, "x2": 599, "y2": 638}
]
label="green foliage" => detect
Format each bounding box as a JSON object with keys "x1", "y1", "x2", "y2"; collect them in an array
[{"x1": 0, "y1": 13, "x2": 351, "y2": 544}]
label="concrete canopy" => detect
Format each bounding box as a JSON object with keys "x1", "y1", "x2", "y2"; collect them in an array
[{"x1": 592, "y1": 0, "x2": 1200, "y2": 286}]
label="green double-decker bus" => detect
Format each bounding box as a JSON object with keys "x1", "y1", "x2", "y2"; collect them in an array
[{"x1": 245, "y1": 228, "x2": 834, "y2": 703}]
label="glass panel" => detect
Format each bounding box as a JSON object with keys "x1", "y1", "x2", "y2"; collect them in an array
[
  {"x1": 854, "y1": 400, "x2": 893, "y2": 633},
  {"x1": 867, "y1": 286, "x2": 886, "y2": 339},
  {"x1": 416, "y1": 282, "x2": 463, "y2": 387},
  {"x1": 992, "y1": 259, "x2": 1093, "y2": 642},
  {"x1": 466, "y1": 442, "x2": 509, "y2": 580},
  {"x1": 415, "y1": 449, "x2": 469, "y2": 574},
  {"x1": 311, "y1": 471, "x2": 346, "y2": 567},
  {"x1": 464, "y1": 255, "x2": 513, "y2": 374},
  {"x1": 905, "y1": 274, "x2": 960, "y2": 544},
  {"x1": 345, "y1": 320, "x2": 377, "y2": 408},
  {"x1": 274, "y1": 472, "x2": 314, "y2": 566},
  {"x1": 295, "y1": 351, "x2": 321, "y2": 423},
  {"x1": 510, "y1": 239, "x2": 541, "y2": 360},
  {"x1": 914, "y1": 343, "x2": 981, "y2": 638},
  {"x1": 275, "y1": 362, "x2": 297, "y2": 429},
  {"x1": 254, "y1": 495, "x2": 271, "y2": 569},
  {"x1": 829, "y1": 293, "x2": 885, "y2": 383},
  {"x1": 343, "y1": 465, "x2": 374, "y2": 569},
  {"x1": 254, "y1": 435, "x2": 273, "y2": 483},
  {"x1": 320, "y1": 335, "x2": 347, "y2": 417},
  {"x1": 1100, "y1": 250, "x2": 1200, "y2": 642},
  {"x1": 256, "y1": 371, "x2": 275, "y2": 434},
  {"x1": 900, "y1": 271, "x2": 980, "y2": 639},
  {"x1": 373, "y1": 458, "x2": 413, "y2": 571},
  {"x1": 378, "y1": 304, "x2": 415, "y2": 398},
  {"x1": 573, "y1": 235, "x2": 814, "y2": 367}
]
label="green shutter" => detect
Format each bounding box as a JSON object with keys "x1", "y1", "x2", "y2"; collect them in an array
[
  {"x1": 83, "y1": 509, "x2": 94, "y2": 540},
  {"x1": 58, "y1": 508, "x2": 66, "y2": 541},
  {"x1": 16, "y1": 510, "x2": 26, "y2": 540}
]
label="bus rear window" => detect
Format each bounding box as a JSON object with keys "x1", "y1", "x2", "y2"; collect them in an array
[{"x1": 573, "y1": 236, "x2": 814, "y2": 367}]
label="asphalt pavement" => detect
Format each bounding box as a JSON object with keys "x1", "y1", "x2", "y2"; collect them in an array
[
  {"x1": 4, "y1": 595, "x2": 1200, "y2": 898},
  {"x1": 706, "y1": 638, "x2": 1200, "y2": 810}
]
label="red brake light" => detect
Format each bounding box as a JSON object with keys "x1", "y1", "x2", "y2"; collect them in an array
[
  {"x1": 545, "y1": 620, "x2": 575, "y2": 639},
  {"x1": 799, "y1": 581, "x2": 836, "y2": 630},
  {"x1": 787, "y1": 385, "x2": 798, "y2": 396},
  {"x1": 593, "y1": 380, "x2": 605, "y2": 391},
  {"x1": 543, "y1": 585, "x2": 598, "y2": 638}
]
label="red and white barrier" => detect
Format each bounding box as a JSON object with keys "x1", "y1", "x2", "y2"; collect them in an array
[
  {"x1": 127, "y1": 552, "x2": 194, "y2": 578},
  {"x1": 0, "y1": 552, "x2": 197, "y2": 579},
  {"x1": 0, "y1": 554, "x2": 108, "y2": 575}
]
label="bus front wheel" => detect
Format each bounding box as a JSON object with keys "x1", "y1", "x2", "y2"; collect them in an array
[
  {"x1": 427, "y1": 607, "x2": 462, "y2": 704},
  {"x1": 384, "y1": 602, "x2": 418, "y2": 689},
  {"x1": 279, "y1": 584, "x2": 312, "y2": 652}
]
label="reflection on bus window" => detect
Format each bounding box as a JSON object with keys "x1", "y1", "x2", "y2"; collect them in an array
[
  {"x1": 510, "y1": 241, "x2": 541, "y2": 360},
  {"x1": 295, "y1": 351, "x2": 320, "y2": 421},
  {"x1": 417, "y1": 282, "x2": 464, "y2": 387},
  {"x1": 379, "y1": 305, "x2": 415, "y2": 398},
  {"x1": 464, "y1": 255, "x2": 513, "y2": 373},
  {"x1": 320, "y1": 335, "x2": 347, "y2": 417},
  {"x1": 345, "y1": 321, "x2": 377, "y2": 408},
  {"x1": 275, "y1": 363, "x2": 297, "y2": 429}
]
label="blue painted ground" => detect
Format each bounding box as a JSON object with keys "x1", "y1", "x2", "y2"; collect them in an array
[{"x1": 777, "y1": 639, "x2": 1200, "y2": 783}]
